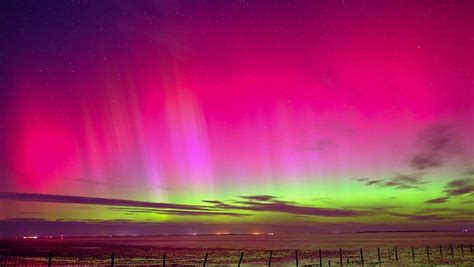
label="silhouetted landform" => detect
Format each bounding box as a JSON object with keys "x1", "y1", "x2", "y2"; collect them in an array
[{"x1": 354, "y1": 230, "x2": 469, "y2": 234}]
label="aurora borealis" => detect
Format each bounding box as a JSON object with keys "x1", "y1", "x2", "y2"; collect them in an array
[{"x1": 0, "y1": 1, "x2": 473, "y2": 236}]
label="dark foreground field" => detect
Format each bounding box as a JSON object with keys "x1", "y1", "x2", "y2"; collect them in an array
[{"x1": 1, "y1": 232, "x2": 473, "y2": 266}]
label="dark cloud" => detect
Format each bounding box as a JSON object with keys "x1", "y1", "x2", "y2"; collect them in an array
[
  {"x1": 425, "y1": 197, "x2": 449, "y2": 204},
  {"x1": 356, "y1": 174, "x2": 426, "y2": 190},
  {"x1": 407, "y1": 214, "x2": 446, "y2": 221},
  {"x1": 409, "y1": 125, "x2": 460, "y2": 170},
  {"x1": 444, "y1": 178, "x2": 474, "y2": 196},
  {"x1": 0, "y1": 192, "x2": 210, "y2": 211},
  {"x1": 392, "y1": 206, "x2": 474, "y2": 224},
  {"x1": 0, "y1": 194, "x2": 247, "y2": 217},
  {"x1": 107, "y1": 207, "x2": 249, "y2": 217},
  {"x1": 157, "y1": 210, "x2": 249, "y2": 217},
  {"x1": 358, "y1": 125, "x2": 461, "y2": 192},
  {"x1": 0, "y1": 192, "x2": 365, "y2": 219},
  {"x1": 356, "y1": 178, "x2": 382, "y2": 186},
  {"x1": 462, "y1": 168, "x2": 474, "y2": 176},
  {"x1": 202, "y1": 200, "x2": 225, "y2": 205},
  {"x1": 202, "y1": 200, "x2": 234, "y2": 209},
  {"x1": 422, "y1": 178, "x2": 474, "y2": 204},
  {"x1": 352, "y1": 205, "x2": 400, "y2": 211},
  {"x1": 207, "y1": 195, "x2": 366, "y2": 217},
  {"x1": 341, "y1": 205, "x2": 399, "y2": 216},
  {"x1": 239, "y1": 195, "x2": 276, "y2": 202},
  {"x1": 384, "y1": 174, "x2": 426, "y2": 189},
  {"x1": 410, "y1": 155, "x2": 441, "y2": 170},
  {"x1": 420, "y1": 207, "x2": 472, "y2": 214},
  {"x1": 233, "y1": 202, "x2": 363, "y2": 217},
  {"x1": 460, "y1": 199, "x2": 474, "y2": 204},
  {"x1": 386, "y1": 207, "x2": 473, "y2": 223}
]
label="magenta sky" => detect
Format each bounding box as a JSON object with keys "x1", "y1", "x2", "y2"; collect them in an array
[{"x1": 0, "y1": 1, "x2": 473, "y2": 236}]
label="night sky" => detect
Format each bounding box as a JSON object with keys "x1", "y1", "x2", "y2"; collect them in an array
[{"x1": 0, "y1": 0, "x2": 473, "y2": 236}]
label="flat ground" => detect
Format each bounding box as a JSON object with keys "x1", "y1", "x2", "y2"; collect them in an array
[{"x1": 0, "y1": 232, "x2": 473, "y2": 266}]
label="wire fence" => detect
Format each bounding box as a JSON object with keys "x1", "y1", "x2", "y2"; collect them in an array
[{"x1": 1, "y1": 244, "x2": 473, "y2": 266}]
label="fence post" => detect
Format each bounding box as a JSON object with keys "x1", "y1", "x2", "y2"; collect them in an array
[
  {"x1": 450, "y1": 244, "x2": 454, "y2": 258},
  {"x1": 319, "y1": 249, "x2": 322, "y2": 267},
  {"x1": 377, "y1": 247, "x2": 381, "y2": 266},
  {"x1": 411, "y1": 246, "x2": 415, "y2": 263},
  {"x1": 111, "y1": 253, "x2": 115, "y2": 267},
  {"x1": 395, "y1": 246, "x2": 398, "y2": 264},
  {"x1": 268, "y1": 250, "x2": 272, "y2": 267},
  {"x1": 48, "y1": 252, "x2": 52, "y2": 267},
  {"x1": 203, "y1": 253, "x2": 208, "y2": 267},
  {"x1": 461, "y1": 244, "x2": 464, "y2": 258},
  {"x1": 238, "y1": 251, "x2": 244, "y2": 267},
  {"x1": 439, "y1": 245, "x2": 443, "y2": 260},
  {"x1": 470, "y1": 244, "x2": 473, "y2": 255},
  {"x1": 295, "y1": 250, "x2": 299, "y2": 267},
  {"x1": 162, "y1": 253, "x2": 166, "y2": 267},
  {"x1": 339, "y1": 248, "x2": 343, "y2": 266},
  {"x1": 426, "y1": 246, "x2": 430, "y2": 262},
  {"x1": 360, "y1": 248, "x2": 364, "y2": 266}
]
